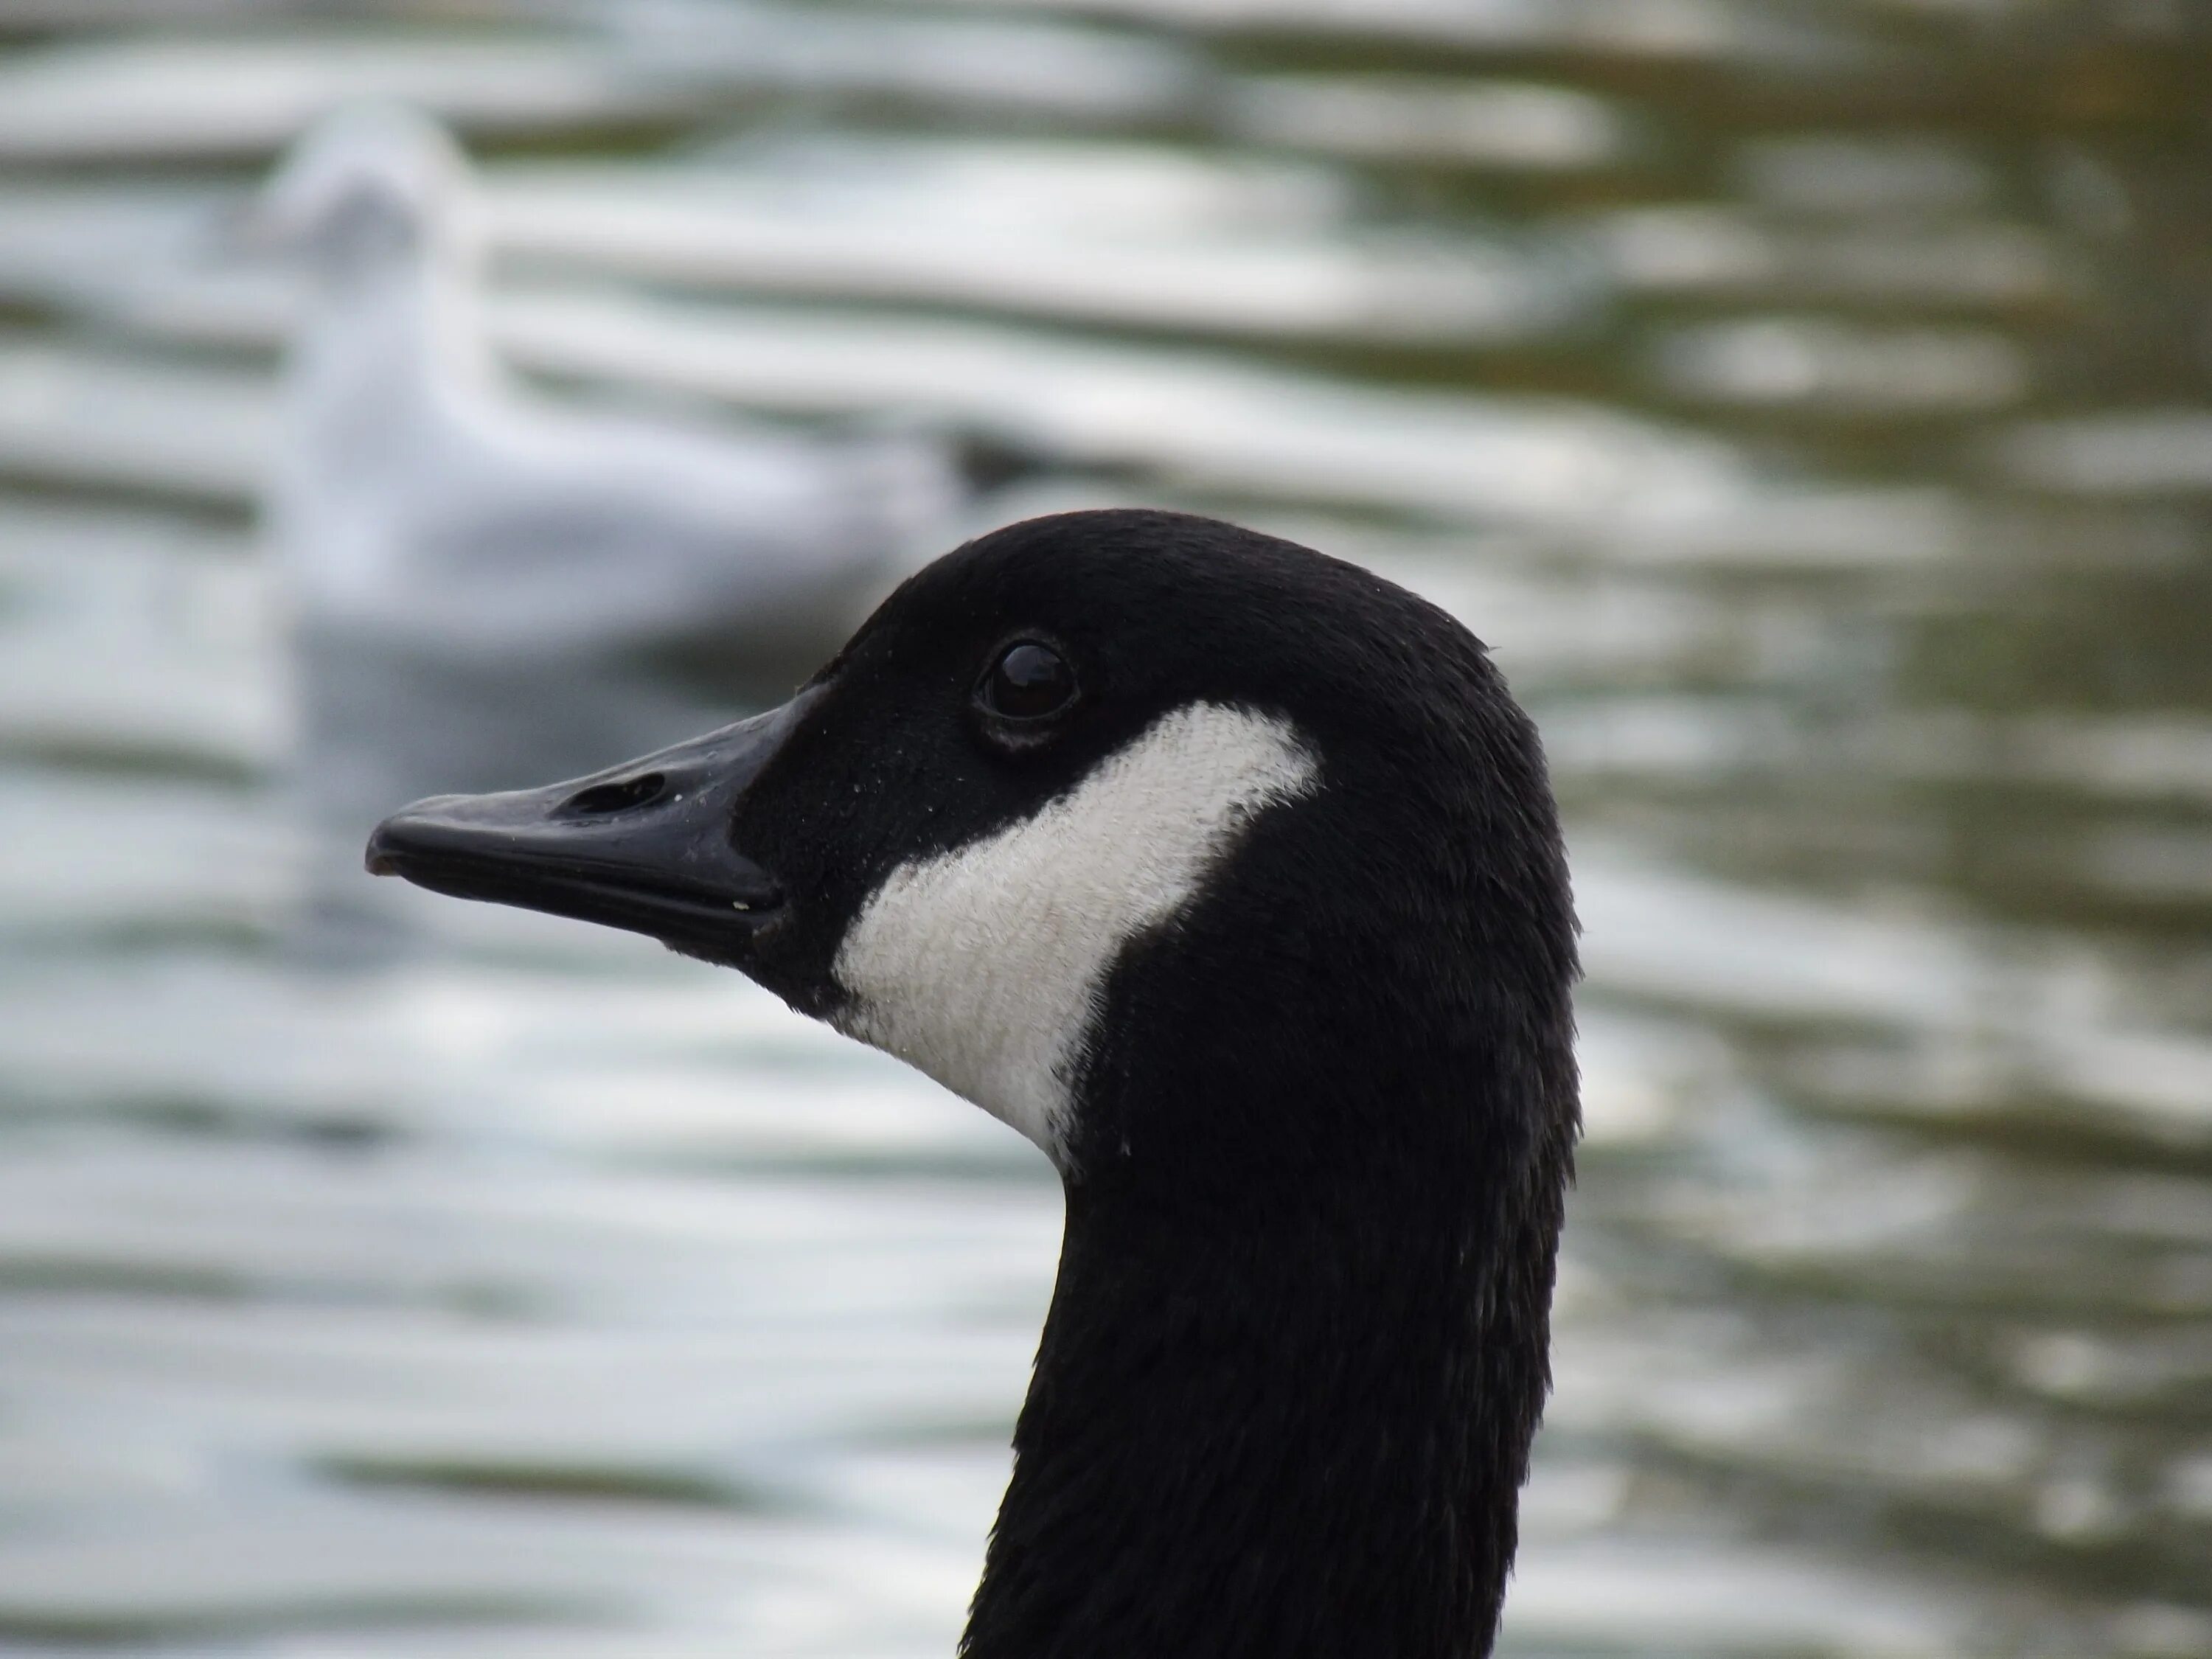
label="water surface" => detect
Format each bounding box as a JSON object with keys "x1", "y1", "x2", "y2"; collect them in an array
[{"x1": 2, "y1": 3, "x2": 2210, "y2": 1654}]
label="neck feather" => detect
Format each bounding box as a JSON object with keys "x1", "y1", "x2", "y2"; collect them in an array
[{"x1": 961, "y1": 1147, "x2": 1563, "y2": 1659}]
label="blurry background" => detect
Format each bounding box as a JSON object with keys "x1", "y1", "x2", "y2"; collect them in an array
[{"x1": 2, "y1": 1, "x2": 2211, "y2": 1654}]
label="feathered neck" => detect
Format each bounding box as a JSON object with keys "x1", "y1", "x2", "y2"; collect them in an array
[{"x1": 959, "y1": 1106, "x2": 1571, "y2": 1659}]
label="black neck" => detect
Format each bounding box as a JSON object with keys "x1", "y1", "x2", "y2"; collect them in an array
[{"x1": 959, "y1": 1168, "x2": 1557, "y2": 1659}]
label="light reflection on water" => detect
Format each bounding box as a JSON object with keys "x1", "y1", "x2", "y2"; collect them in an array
[{"x1": 1, "y1": 2, "x2": 2209, "y2": 1654}]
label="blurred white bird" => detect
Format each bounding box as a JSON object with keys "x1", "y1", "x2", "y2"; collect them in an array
[
  {"x1": 250, "y1": 101, "x2": 961, "y2": 669},
  {"x1": 240, "y1": 104, "x2": 971, "y2": 952}
]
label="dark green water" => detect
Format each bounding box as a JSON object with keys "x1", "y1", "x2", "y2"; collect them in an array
[{"x1": 0, "y1": 3, "x2": 2208, "y2": 1654}]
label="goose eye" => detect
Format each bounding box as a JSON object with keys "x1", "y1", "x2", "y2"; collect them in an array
[{"x1": 981, "y1": 641, "x2": 1077, "y2": 722}]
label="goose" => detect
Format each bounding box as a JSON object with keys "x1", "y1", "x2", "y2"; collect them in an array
[{"x1": 366, "y1": 508, "x2": 1580, "y2": 1658}]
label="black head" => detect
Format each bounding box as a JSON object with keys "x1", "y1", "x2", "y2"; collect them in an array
[{"x1": 369, "y1": 508, "x2": 1575, "y2": 1191}]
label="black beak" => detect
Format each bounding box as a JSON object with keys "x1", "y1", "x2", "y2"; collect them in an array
[{"x1": 363, "y1": 688, "x2": 818, "y2": 952}]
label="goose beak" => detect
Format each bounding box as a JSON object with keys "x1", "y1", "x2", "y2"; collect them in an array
[{"x1": 364, "y1": 687, "x2": 818, "y2": 951}]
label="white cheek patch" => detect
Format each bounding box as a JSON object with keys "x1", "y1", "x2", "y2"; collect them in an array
[{"x1": 829, "y1": 703, "x2": 1319, "y2": 1165}]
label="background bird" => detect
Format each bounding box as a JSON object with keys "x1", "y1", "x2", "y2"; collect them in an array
[{"x1": 237, "y1": 103, "x2": 976, "y2": 952}]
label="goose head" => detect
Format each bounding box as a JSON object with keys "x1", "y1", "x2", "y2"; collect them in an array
[
  {"x1": 368, "y1": 508, "x2": 1579, "y2": 1658},
  {"x1": 240, "y1": 102, "x2": 478, "y2": 287}
]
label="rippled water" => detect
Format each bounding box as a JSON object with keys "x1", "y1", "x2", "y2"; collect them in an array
[{"x1": 4, "y1": 3, "x2": 2211, "y2": 1654}]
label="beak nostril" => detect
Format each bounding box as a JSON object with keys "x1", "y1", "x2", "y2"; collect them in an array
[{"x1": 562, "y1": 771, "x2": 668, "y2": 816}]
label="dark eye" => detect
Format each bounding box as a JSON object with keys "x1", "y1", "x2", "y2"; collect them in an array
[{"x1": 981, "y1": 640, "x2": 1078, "y2": 722}]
